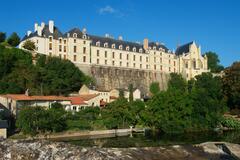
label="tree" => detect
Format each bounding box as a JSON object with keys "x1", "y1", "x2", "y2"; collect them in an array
[
  {"x1": 205, "y1": 51, "x2": 224, "y2": 73},
  {"x1": 222, "y1": 61, "x2": 240, "y2": 110},
  {"x1": 128, "y1": 84, "x2": 133, "y2": 102},
  {"x1": 150, "y1": 82, "x2": 160, "y2": 95},
  {"x1": 22, "y1": 40, "x2": 36, "y2": 51},
  {"x1": 0, "y1": 32, "x2": 6, "y2": 43},
  {"x1": 168, "y1": 73, "x2": 187, "y2": 92},
  {"x1": 7, "y1": 32, "x2": 20, "y2": 47}
]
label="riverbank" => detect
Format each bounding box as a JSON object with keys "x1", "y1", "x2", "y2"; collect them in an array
[{"x1": 0, "y1": 139, "x2": 240, "y2": 160}]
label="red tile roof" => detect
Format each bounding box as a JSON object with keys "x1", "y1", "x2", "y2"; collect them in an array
[
  {"x1": 0, "y1": 94, "x2": 70, "y2": 101},
  {"x1": 68, "y1": 97, "x2": 87, "y2": 105}
]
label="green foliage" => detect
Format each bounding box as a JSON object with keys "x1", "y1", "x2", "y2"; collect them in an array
[
  {"x1": 168, "y1": 73, "x2": 187, "y2": 91},
  {"x1": 128, "y1": 84, "x2": 134, "y2": 102},
  {"x1": 221, "y1": 117, "x2": 240, "y2": 130},
  {"x1": 22, "y1": 40, "x2": 36, "y2": 51},
  {"x1": 7, "y1": 32, "x2": 20, "y2": 47},
  {"x1": 16, "y1": 106, "x2": 67, "y2": 135},
  {"x1": 205, "y1": 51, "x2": 224, "y2": 73},
  {"x1": 222, "y1": 61, "x2": 240, "y2": 110},
  {"x1": 0, "y1": 45, "x2": 92, "y2": 95},
  {"x1": 150, "y1": 82, "x2": 160, "y2": 95},
  {"x1": 0, "y1": 32, "x2": 6, "y2": 43}
]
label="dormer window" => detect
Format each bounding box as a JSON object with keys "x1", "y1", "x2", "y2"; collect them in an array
[
  {"x1": 126, "y1": 46, "x2": 130, "y2": 51},
  {"x1": 139, "y1": 48, "x2": 143, "y2": 53},
  {"x1": 82, "y1": 35, "x2": 86, "y2": 39},
  {"x1": 73, "y1": 33, "x2": 77, "y2": 38},
  {"x1": 133, "y1": 47, "x2": 136, "y2": 52},
  {"x1": 153, "y1": 46, "x2": 156, "y2": 50},
  {"x1": 96, "y1": 41, "x2": 100, "y2": 47},
  {"x1": 119, "y1": 45, "x2": 123, "y2": 50},
  {"x1": 112, "y1": 44, "x2": 115, "y2": 49},
  {"x1": 104, "y1": 42, "x2": 108, "y2": 48}
]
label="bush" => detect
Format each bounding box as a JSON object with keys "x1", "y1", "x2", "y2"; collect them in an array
[{"x1": 221, "y1": 117, "x2": 240, "y2": 130}]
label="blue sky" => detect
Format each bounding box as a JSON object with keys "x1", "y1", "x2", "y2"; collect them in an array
[{"x1": 0, "y1": 0, "x2": 239, "y2": 66}]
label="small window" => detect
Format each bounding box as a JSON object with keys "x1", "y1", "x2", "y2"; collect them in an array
[
  {"x1": 59, "y1": 39, "x2": 62, "y2": 43},
  {"x1": 73, "y1": 33, "x2": 77, "y2": 38},
  {"x1": 127, "y1": 62, "x2": 129, "y2": 67},
  {"x1": 126, "y1": 54, "x2": 129, "y2": 60},
  {"x1": 97, "y1": 50, "x2": 100, "y2": 56},
  {"x1": 105, "y1": 60, "x2": 107, "y2": 65},
  {"x1": 112, "y1": 52, "x2": 115, "y2": 58},
  {"x1": 146, "y1": 57, "x2": 148, "y2": 62},
  {"x1": 154, "y1": 57, "x2": 156, "y2": 63},
  {"x1": 82, "y1": 35, "x2": 87, "y2": 39},
  {"x1": 154, "y1": 65, "x2": 156, "y2": 70},
  {"x1": 120, "y1": 53, "x2": 122, "y2": 59},
  {"x1": 104, "y1": 43, "x2": 108, "y2": 47},
  {"x1": 64, "y1": 55, "x2": 66, "y2": 60},
  {"x1": 169, "y1": 67, "x2": 171, "y2": 72},
  {"x1": 83, "y1": 41, "x2": 86, "y2": 44},
  {"x1": 59, "y1": 45, "x2": 62, "y2": 52},
  {"x1": 83, "y1": 56, "x2": 86, "y2": 62},
  {"x1": 139, "y1": 48, "x2": 143, "y2": 53},
  {"x1": 83, "y1": 47, "x2": 86, "y2": 54},
  {"x1": 64, "y1": 46, "x2": 66, "y2": 52},
  {"x1": 64, "y1": 40, "x2": 67, "y2": 44},
  {"x1": 59, "y1": 54, "x2": 62, "y2": 59},
  {"x1": 112, "y1": 44, "x2": 115, "y2": 49},
  {"x1": 49, "y1": 36, "x2": 52, "y2": 42},
  {"x1": 140, "y1": 64, "x2": 142, "y2": 69},
  {"x1": 133, "y1": 63, "x2": 136, "y2": 68},
  {"x1": 119, "y1": 45, "x2": 123, "y2": 50},
  {"x1": 169, "y1": 60, "x2": 171, "y2": 64},
  {"x1": 112, "y1": 61, "x2": 115, "y2": 66},
  {"x1": 73, "y1": 55, "x2": 77, "y2": 61},
  {"x1": 74, "y1": 39, "x2": 76, "y2": 43},
  {"x1": 140, "y1": 56, "x2": 142, "y2": 62},
  {"x1": 174, "y1": 61, "x2": 176, "y2": 66},
  {"x1": 133, "y1": 47, "x2": 136, "y2": 52},
  {"x1": 49, "y1": 43, "x2": 52, "y2": 50},
  {"x1": 96, "y1": 41, "x2": 100, "y2": 46},
  {"x1": 97, "y1": 59, "x2": 99, "y2": 64},
  {"x1": 120, "y1": 61, "x2": 122, "y2": 66},
  {"x1": 160, "y1": 58, "x2": 162, "y2": 63},
  {"x1": 160, "y1": 65, "x2": 163, "y2": 71},
  {"x1": 133, "y1": 55, "x2": 136, "y2": 61},
  {"x1": 126, "y1": 46, "x2": 130, "y2": 51}
]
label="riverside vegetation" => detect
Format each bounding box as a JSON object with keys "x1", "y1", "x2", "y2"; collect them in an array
[{"x1": 0, "y1": 33, "x2": 239, "y2": 135}]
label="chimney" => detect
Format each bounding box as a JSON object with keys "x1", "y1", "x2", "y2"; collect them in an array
[
  {"x1": 41, "y1": 22, "x2": 45, "y2": 29},
  {"x1": 34, "y1": 23, "x2": 38, "y2": 32},
  {"x1": 37, "y1": 26, "x2": 42, "y2": 36},
  {"x1": 143, "y1": 38, "x2": 149, "y2": 50},
  {"x1": 27, "y1": 31, "x2": 32, "y2": 36},
  {"x1": 49, "y1": 20, "x2": 54, "y2": 33}
]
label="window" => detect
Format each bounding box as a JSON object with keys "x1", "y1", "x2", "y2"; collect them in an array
[
  {"x1": 74, "y1": 46, "x2": 77, "y2": 53},
  {"x1": 74, "y1": 39, "x2": 76, "y2": 43},
  {"x1": 126, "y1": 46, "x2": 129, "y2": 51},
  {"x1": 112, "y1": 61, "x2": 115, "y2": 66},
  {"x1": 64, "y1": 55, "x2": 66, "y2": 60},
  {"x1": 119, "y1": 45, "x2": 123, "y2": 50},
  {"x1": 146, "y1": 65, "x2": 149, "y2": 69},
  {"x1": 59, "y1": 45, "x2": 62, "y2": 52},
  {"x1": 59, "y1": 39, "x2": 62, "y2": 43},
  {"x1": 169, "y1": 60, "x2": 171, "y2": 64},
  {"x1": 83, "y1": 47, "x2": 86, "y2": 54},
  {"x1": 140, "y1": 56, "x2": 142, "y2": 62},
  {"x1": 127, "y1": 62, "x2": 129, "y2": 67},
  {"x1": 146, "y1": 57, "x2": 148, "y2": 62},
  {"x1": 133, "y1": 63, "x2": 136, "y2": 68},
  {"x1": 160, "y1": 58, "x2": 162, "y2": 63},
  {"x1": 96, "y1": 41, "x2": 100, "y2": 46},
  {"x1": 153, "y1": 46, "x2": 156, "y2": 50},
  {"x1": 140, "y1": 64, "x2": 142, "y2": 69},
  {"x1": 154, "y1": 52, "x2": 156, "y2": 55},
  {"x1": 154, "y1": 65, "x2": 156, "y2": 70},
  {"x1": 64, "y1": 40, "x2": 67, "y2": 44},
  {"x1": 104, "y1": 43, "x2": 108, "y2": 47},
  {"x1": 154, "y1": 57, "x2": 156, "y2": 63},
  {"x1": 169, "y1": 67, "x2": 171, "y2": 72},
  {"x1": 105, "y1": 51, "x2": 107, "y2": 58},
  {"x1": 160, "y1": 52, "x2": 162, "y2": 56},
  {"x1": 59, "y1": 54, "x2": 62, "y2": 59},
  {"x1": 133, "y1": 47, "x2": 136, "y2": 52},
  {"x1": 97, "y1": 50, "x2": 100, "y2": 56},
  {"x1": 83, "y1": 56, "x2": 86, "y2": 62},
  {"x1": 174, "y1": 61, "x2": 176, "y2": 66},
  {"x1": 105, "y1": 60, "x2": 107, "y2": 65},
  {"x1": 49, "y1": 37, "x2": 52, "y2": 42},
  {"x1": 160, "y1": 65, "x2": 163, "y2": 71},
  {"x1": 120, "y1": 53, "x2": 122, "y2": 59},
  {"x1": 112, "y1": 52, "x2": 115, "y2": 59},
  {"x1": 193, "y1": 60, "x2": 196, "y2": 69},
  {"x1": 73, "y1": 33, "x2": 77, "y2": 38},
  {"x1": 185, "y1": 62, "x2": 188, "y2": 68},
  {"x1": 73, "y1": 106, "x2": 76, "y2": 111},
  {"x1": 112, "y1": 44, "x2": 115, "y2": 49},
  {"x1": 64, "y1": 46, "x2": 66, "y2": 52},
  {"x1": 120, "y1": 61, "x2": 122, "y2": 66},
  {"x1": 133, "y1": 55, "x2": 136, "y2": 61},
  {"x1": 174, "y1": 68, "x2": 176, "y2": 72},
  {"x1": 127, "y1": 54, "x2": 129, "y2": 60},
  {"x1": 49, "y1": 43, "x2": 52, "y2": 50},
  {"x1": 83, "y1": 41, "x2": 86, "y2": 44},
  {"x1": 73, "y1": 55, "x2": 77, "y2": 61},
  {"x1": 97, "y1": 59, "x2": 99, "y2": 64},
  {"x1": 139, "y1": 49, "x2": 143, "y2": 53}
]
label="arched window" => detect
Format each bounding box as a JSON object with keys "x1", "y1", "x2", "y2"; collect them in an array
[
  {"x1": 126, "y1": 46, "x2": 130, "y2": 51},
  {"x1": 73, "y1": 33, "x2": 77, "y2": 38},
  {"x1": 153, "y1": 46, "x2": 156, "y2": 50},
  {"x1": 119, "y1": 45, "x2": 123, "y2": 50},
  {"x1": 139, "y1": 48, "x2": 143, "y2": 53},
  {"x1": 82, "y1": 35, "x2": 86, "y2": 39},
  {"x1": 104, "y1": 42, "x2": 108, "y2": 48},
  {"x1": 133, "y1": 47, "x2": 136, "y2": 52},
  {"x1": 96, "y1": 41, "x2": 100, "y2": 46}
]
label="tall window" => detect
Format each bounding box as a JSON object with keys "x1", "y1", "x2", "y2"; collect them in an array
[
  {"x1": 112, "y1": 52, "x2": 115, "y2": 58},
  {"x1": 64, "y1": 40, "x2": 66, "y2": 44},
  {"x1": 49, "y1": 37, "x2": 52, "y2": 42},
  {"x1": 64, "y1": 55, "x2": 66, "y2": 60},
  {"x1": 64, "y1": 46, "x2": 66, "y2": 52},
  {"x1": 120, "y1": 53, "x2": 122, "y2": 59},
  {"x1": 174, "y1": 61, "x2": 176, "y2": 66},
  {"x1": 133, "y1": 55, "x2": 136, "y2": 61},
  {"x1": 127, "y1": 54, "x2": 129, "y2": 60},
  {"x1": 105, "y1": 60, "x2": 107, "y2": 65},
  {"x1": 73, "y1": 55, "x2": 76, "y2": 61},
  {"x1": 105, "y1": 51, "x2": 107, "y2": 58},
  {"x1": 146, "y1": 57, "x2": 148, "y2": 62},
  {"x1": 59, "y1": 54, "x2": 62, "y2": 59},
  {"x1": 169, "y1": 67, "x2": 171, "y2": 72},
  {"x1": 59, "y1": 39, "x2": 62, "y2": 43},
  {"x1": 97, "y1": 50, "x2": 100, "y2": 56},
  {"x1": 49, "y1": 43, "x2": 52, "y2": 50},
  {"x1": 160, "y1": 65, "x2": 163, "y2": 71},
  {"x1": 185, "y1": 62, "x2": 188, "y2": 68},
  {"x1": 154, "y1": 57, "x2": 156, "y2": 63},
  {"x1": 127, "y1": 62, "x2": 129, "y2": 67},
  {"x1": 133, "y1": 63, "x2": 136, "y2": 68},
  {"x1": 83, "y1": 47, "x2": 86, "y2": 54},
  {"x1": 83, "y1": 56, "x2": 86, "y2": 62},
  {"x1": 97, "y1": 59, "x2": 99, "y2": 64},
  {"x1": 120, "y1": 61, "x2": 122, "y2": 66},
  {"x1": 140, "y1": 64, "x2": 142, "y2": 69},
  {"x1": 74, "y1": 46, "x2": 77, "y2": 53},
  {"x1": 140, "y1": 56, "x2": 142, "y2": 62},
  {"x1": 154, "y1": 65, "x2": 156, "y2": 70},
  {"x1": 169, "y1": 60, "x2": 171, "y2": 64},
  {"x1": 112, "y1": 61, "x2": 115, "y2": 66},
  {"x1": 74, "y1": 39, "x2": 76, "y2": 43},
  {"x1": 160, "y1": 58, "x2": 162, "y2": 63},
  {"x1": 59, "y1": 45, "x2": 62, "y2": 52}
]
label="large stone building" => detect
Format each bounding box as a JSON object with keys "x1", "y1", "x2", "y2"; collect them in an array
[{"x1": 19, "y1": 20, "x2": 209, "y2": 95}]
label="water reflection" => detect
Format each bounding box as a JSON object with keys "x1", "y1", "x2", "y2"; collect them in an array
[{"x1": 64, "y1": 130, "x2": 240, "y2": 148}]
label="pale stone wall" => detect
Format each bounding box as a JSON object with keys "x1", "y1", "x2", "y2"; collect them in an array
[{"x1": 0, "y1": 128, "x2": 7, "y2": 139}]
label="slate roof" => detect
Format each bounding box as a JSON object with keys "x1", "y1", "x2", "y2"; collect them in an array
[
  {"x1": 175, "y1": 41, "x2": 194, "y2": 55},
  {"x1": 0, "y1": 120, "x2": 8, "y2": 128}
]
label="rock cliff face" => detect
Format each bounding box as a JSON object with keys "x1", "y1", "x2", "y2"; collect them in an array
[
  {"x1": 0, "y1": 140, "x2": 238, "y2": 160},
  {"x1": 78, "y1": 64, "x2": 170, "y2": 95}
]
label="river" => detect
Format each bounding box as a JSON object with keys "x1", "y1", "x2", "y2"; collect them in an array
[{"x1": 58, "y1": 130, "x2": 240, "y2": 148}]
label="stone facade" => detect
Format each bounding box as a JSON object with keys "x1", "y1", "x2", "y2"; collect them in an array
[{"x1": 19, "y1": 20, "x2": 209, "y2": 95}]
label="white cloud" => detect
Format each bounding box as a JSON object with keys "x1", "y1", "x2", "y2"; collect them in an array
[{"x1": 98, "y1": 5, "x2": 116, "y2": 14}]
